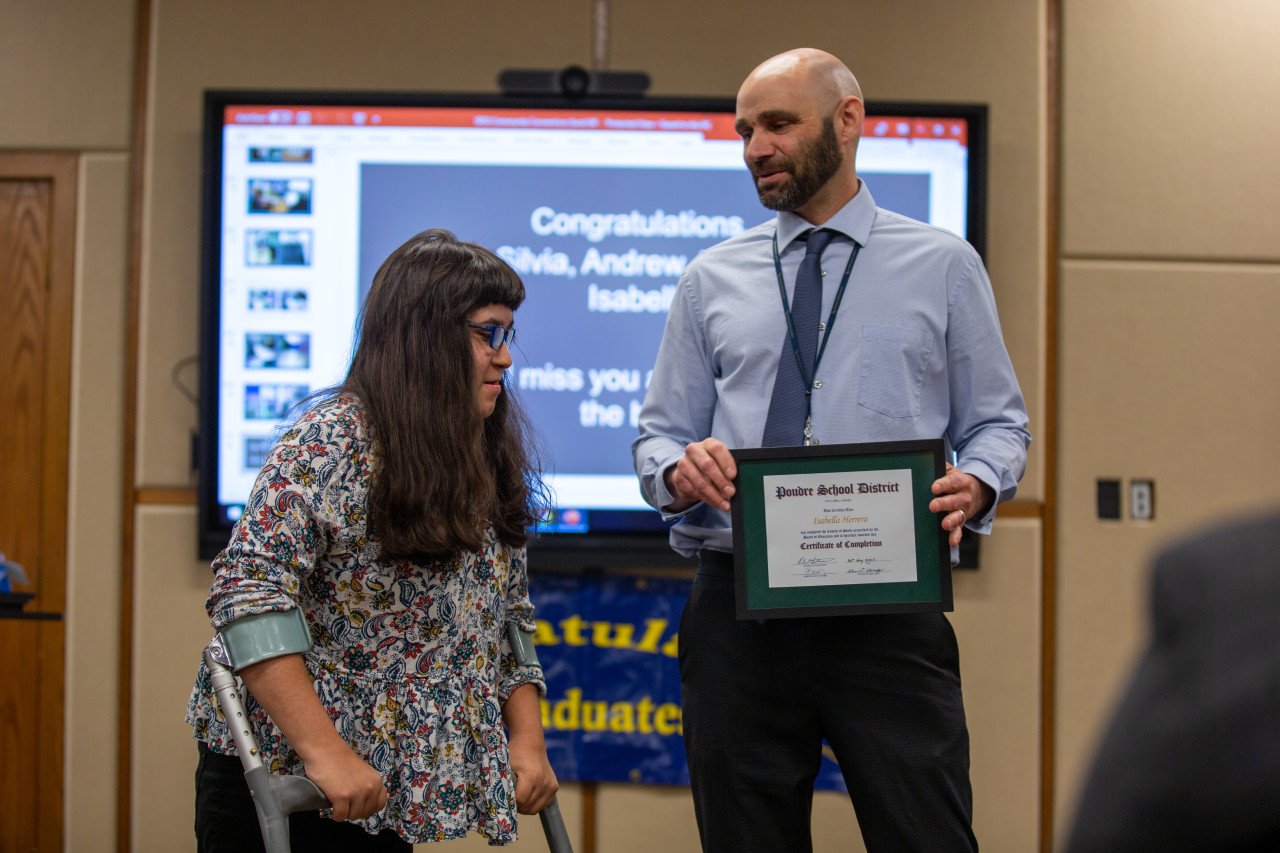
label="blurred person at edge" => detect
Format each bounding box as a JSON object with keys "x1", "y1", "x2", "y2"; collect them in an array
[{"x1": 1066, "y1": 510, "x2": 1280, "y2": 852}]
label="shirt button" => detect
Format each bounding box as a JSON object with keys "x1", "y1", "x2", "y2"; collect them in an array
[
  {"x1": 818, "y1": 322, "x2": 826, "y2": 331},
  {"x1": 821, "y1": 269, "x2": 828, "y2": 276},
  {"x1": 813, "y1": 380, "x2": 823, "y2": 389}
]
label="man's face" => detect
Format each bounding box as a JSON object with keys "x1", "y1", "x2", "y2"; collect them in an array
[{"x1": 746, "y1": 114, "x2": 844, "y2": 212}]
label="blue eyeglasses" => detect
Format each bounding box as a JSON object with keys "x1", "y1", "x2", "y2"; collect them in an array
[{"x1": 467, "y1": 321, "x2": 516, "y2": 351}]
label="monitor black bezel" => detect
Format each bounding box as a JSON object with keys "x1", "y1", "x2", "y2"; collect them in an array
[{"x1": 197, "y1": 88, "x2": 989, "y2": 567}]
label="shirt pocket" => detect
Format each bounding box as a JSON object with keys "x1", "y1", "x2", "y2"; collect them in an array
[{"x1": 857, "y1": 324, "x2": 935, "y2": 418}]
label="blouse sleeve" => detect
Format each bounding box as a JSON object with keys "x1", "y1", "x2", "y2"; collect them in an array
[
  {"x1": 206, "y1": 409, "x2": 348, "y2": 629},
  {"x1": 497, "y1": 545, "x2": 546, "y2": 701}
]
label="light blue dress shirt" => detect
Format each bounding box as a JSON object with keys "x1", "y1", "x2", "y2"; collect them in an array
[{"x1": 632, "y1": 182, "x2": 1031, "y2": 557}]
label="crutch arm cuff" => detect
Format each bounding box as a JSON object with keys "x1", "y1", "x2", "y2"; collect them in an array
[
  {"x1": 217, "y1": 608, "x2": 312, "y2": 672},
  {"x1": 506, "y1": 621, "x2": 540, "y2": 668}
]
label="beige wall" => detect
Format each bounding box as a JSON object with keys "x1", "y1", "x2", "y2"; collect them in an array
[
  {"x1": 0, "y1": 1, "x2": 135, "y2": 150},
  {"x1": 2, "y1": 0, "x2": 1080, "y2": 845},
  {"x1": 1054, "y1": 0, "x2": 1280, "y2": 844},
  {"x1": 64, "y1": 152, "x2": 132, "y2": 852}
]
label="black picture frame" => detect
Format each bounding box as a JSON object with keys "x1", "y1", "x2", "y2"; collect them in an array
[{"x1": 730, "y1": 439, "x2": 951, "y2": 619}]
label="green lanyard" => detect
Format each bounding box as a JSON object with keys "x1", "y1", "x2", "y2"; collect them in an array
[{"x1": 771, "y1": 229, "x2": 861, "y2": 445}]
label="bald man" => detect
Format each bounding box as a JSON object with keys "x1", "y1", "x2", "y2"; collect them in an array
[{"x1": 633, "y1": 50, "x2": 1029, "y2": 851}]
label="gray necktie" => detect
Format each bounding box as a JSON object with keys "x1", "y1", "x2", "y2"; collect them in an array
[{"x1": 761, "y1": 228, "x2": 834, "y2": 447}]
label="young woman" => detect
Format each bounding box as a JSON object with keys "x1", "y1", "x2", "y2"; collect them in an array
[{"x1": 187, "y1": 229, "x2": 557, "y2": 850}]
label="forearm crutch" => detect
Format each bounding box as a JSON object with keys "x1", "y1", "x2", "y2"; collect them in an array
[
  {"x1": 203, "y1": 614, "x2": 573, "y2": 852},
  {"x1": 507, "y1": 621, "x2": 573, "y2": 853},
  {"x1": 203, "y1": 633, "x2": 330, "y2": 853},
  {"x1": 538, "y1": 797, "x2": 572, "y2": 852}
]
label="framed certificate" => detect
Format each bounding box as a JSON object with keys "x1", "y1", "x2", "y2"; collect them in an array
[{"x1": 730, "y1": 439, "x2": 951, "y2": 619}]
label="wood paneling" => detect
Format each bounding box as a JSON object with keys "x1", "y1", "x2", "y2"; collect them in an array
[
  {"x1": 0, "y1": 179, "x2": 49, "y2": 559},
  {"x1": 0, "y1": 154, "x2": 77, "y2": 853},
  {"x1": 119, "y1": 3, "x2": 153, "y2": 847},
  {"x1": 0, "y1": 619, "x2": 42, "y2": 850},
  {"x1": 0, "y1": 174, "x2": 49, "y2": 853}
]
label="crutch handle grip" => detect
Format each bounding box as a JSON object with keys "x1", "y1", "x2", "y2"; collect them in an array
[{"x1": 270, "y1": 773, "x2": 330, "y2": 813}]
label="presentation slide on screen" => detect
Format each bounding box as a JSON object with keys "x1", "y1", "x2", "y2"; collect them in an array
[{"x1": 214, "y1": 106, "x2": 971, "y2": 519}]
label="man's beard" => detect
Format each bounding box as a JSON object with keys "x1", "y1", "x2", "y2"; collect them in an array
[{"x1": 750, "y1": 116, "x2": 844, "y2": 212}]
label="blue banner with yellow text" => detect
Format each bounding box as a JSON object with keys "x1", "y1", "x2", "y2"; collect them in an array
[
  {"x1": 528, "y1": 572, "x2": 846, "y2": 790},
  {"x1": 530, "y1": 572, "x2": 688, "y2": 785}
]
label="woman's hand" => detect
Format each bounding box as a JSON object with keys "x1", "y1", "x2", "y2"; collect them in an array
[
  {"x1": 237, "y1": 652, "x2": 388, "y2": 821},
  {"x1": 502, "y1": 683, "x2": 559, "y2": 814},
  {"x1": 509, "y1": 734, "x2": 559, "y2": 815},
  {"x1": 301, "y1": 742, "x2": 388, "y2": 821}
]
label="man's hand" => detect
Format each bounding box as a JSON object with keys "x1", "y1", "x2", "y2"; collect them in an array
[
  {"x1": 929, "y1": 462, "x2": 994, "y2": 548},
  {"x1": 663, "y1": 438, "x2": 738, "y2": 513}
]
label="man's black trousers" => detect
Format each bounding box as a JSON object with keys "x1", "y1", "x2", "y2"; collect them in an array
[{"x1": 679, "y1": 550, "x2": 978, "y2": 852}]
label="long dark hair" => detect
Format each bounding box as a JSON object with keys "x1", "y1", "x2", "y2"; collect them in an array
[{"x1": 339, "y1": 228, "x2": 543, "y2": 561}]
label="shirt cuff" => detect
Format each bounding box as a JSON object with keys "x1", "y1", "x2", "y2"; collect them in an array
[
  {"x1": 959, "y1": 461, "x2": 1001, "y2": 533},
  {"x1": 499, "y1": 665, "x2": 546, "y2": 702},
  {"x1": 652, "y1": 458, "x2": 690, "y2": 519}
]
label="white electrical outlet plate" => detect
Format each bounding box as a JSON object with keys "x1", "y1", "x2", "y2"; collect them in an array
[{"x1": 1130, "y1": 480, "x2": 1154, "y2": 521}]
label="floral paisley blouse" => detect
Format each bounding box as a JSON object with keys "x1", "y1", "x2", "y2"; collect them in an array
[{"x1": 185, "y1": 396, "x2": 544, "y2": 845}]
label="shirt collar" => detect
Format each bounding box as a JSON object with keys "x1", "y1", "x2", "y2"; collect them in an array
[{"x1": 774, "y1": 179, "x2": 876, "y2": 251}]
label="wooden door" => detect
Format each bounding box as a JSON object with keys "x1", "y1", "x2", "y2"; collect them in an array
[{"x1": 0, "y1": 155, "x2": 76, "y2": 853}]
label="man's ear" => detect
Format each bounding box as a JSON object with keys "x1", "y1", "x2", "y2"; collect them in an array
[{"x1": 838, "y1": 95, "x2": 865, "y2": 144}]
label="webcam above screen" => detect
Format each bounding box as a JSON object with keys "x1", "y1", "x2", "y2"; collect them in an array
[{"x1": 197, "y1": 87, "x2": 987, "y2": 567}]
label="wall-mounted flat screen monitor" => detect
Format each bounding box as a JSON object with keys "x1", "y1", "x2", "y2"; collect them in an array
[{"x1": 198, "y1": 89, "x2": 987, "y2": 565}]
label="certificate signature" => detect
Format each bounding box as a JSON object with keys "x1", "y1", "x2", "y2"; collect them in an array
[
  {"x1": 795, "y1": 556, "x2": 835, "y2": 577},
  {"x1": 846, "y1": 557, "x2": 888, "y2": 576}
]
